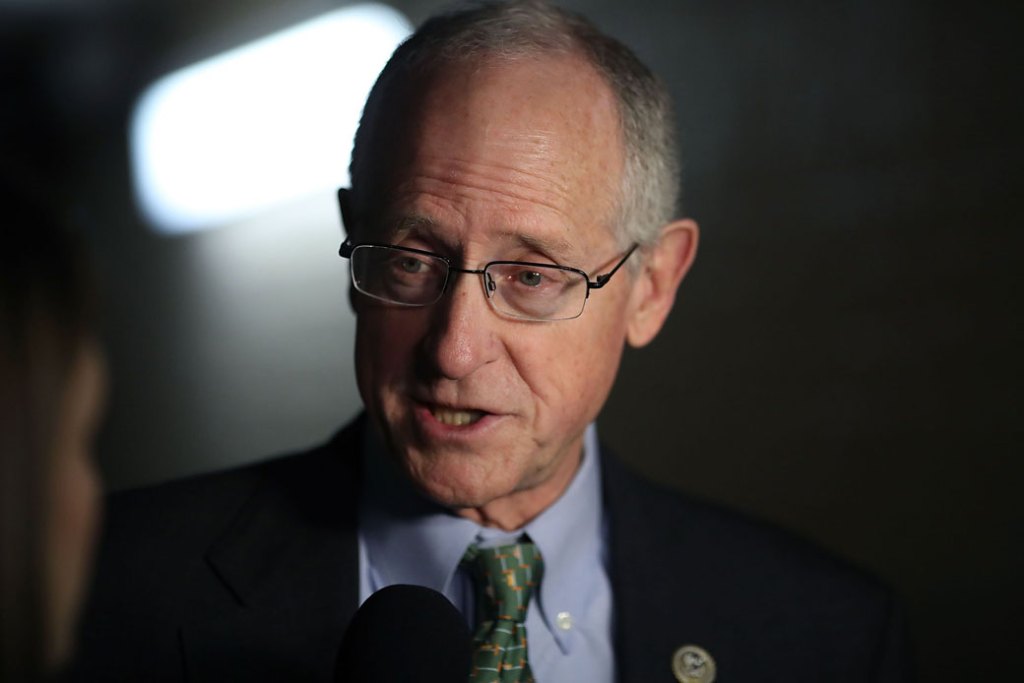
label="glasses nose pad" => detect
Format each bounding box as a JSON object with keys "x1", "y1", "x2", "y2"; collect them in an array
[{"x1": 484, "y1": 271, "x2": 497, "y2": 296}]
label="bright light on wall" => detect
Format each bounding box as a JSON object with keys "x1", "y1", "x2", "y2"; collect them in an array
[{"x1": 130, "y1": 4, "x2": 411, "y2": 235}]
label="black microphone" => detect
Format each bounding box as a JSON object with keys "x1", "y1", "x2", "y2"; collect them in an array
[{"x1": 335, "y1": 584, "x2": 472, "y2": 682}]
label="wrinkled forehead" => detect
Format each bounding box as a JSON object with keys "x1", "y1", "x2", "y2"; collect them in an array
[{"x1": 350, "y1": 54, "x2": 625, "y2": 239}]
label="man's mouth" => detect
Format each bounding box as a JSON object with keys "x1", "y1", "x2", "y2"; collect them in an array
[{"x1": 431, "y1": 407, "x2": 486, "y2": 426}]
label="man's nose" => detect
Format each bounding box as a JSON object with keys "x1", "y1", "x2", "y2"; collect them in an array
[{"x1": 418, "y1": 272, "x2": 500, "y2": 381}]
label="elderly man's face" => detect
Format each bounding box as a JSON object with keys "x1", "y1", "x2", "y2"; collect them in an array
[{"x1": 353, "y1": 55, "x2": 650, "y2": 526}]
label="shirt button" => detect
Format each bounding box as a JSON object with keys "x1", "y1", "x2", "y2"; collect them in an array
[{"x1": 556, "y1": 611, "x2": 573, "y2": 631}]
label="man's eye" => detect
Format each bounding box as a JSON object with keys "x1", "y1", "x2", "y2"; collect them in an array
[
  {"x1": 517, "y1": 270, "x2": 544, "y2": 287},
  {"x1": 398, "y1": 257, "x2": 425, "y2": 273}
]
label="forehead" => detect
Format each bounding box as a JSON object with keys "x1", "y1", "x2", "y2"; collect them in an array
[{"x1": 363, "y1": 54, "x2": 625, "y2": 256}]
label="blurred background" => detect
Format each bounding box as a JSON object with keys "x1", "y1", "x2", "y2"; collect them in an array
[{"x1": 2, "y1": 0, "x2": 1019, "y2": 679}]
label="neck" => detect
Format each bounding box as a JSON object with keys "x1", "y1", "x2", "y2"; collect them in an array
[{"x1": 453, "y1": 446, "x2": 583, "y2": 531}]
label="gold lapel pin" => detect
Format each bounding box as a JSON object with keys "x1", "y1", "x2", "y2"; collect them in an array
[{"x1": 672, "y1": 644, "x2": 716, "y2": 683}]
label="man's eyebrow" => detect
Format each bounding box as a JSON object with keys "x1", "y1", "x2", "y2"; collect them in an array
[
  {"x1": 381, "y1": 215, "x2": 437, "y2": 241},
  {"x1": 495, "y1": 230, "x2": 577, "y2": 261},
  {"x1": 381, "y1": 218, "x2": 578, "y2": 261}
]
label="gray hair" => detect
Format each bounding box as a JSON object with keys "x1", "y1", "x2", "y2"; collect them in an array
[{"x1": 349, "y1": 0, "x2": 681, "y2": 251}]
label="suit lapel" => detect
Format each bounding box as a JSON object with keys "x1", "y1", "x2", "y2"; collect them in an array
[
  {"x1": 603, "y1": 450, "x2": 725, "y2": 683},
  {"x1": 182, "y1": 421, "x2": 365, "y2": 682}
]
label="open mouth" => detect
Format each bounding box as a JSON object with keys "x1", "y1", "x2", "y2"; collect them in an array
[{"x1": 431, "y1": 407, "x2": 486, "y2": 426}]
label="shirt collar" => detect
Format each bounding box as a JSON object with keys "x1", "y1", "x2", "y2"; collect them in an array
[
  {"x1": 359, "y1": 427, "x2": 480, "y2": 595},
  {"x1": 521, "y1": 423, "x2": 605, "y2": 653},
  {"x1": 359, "y1": 424, "x2": 605, "y2": 652}
]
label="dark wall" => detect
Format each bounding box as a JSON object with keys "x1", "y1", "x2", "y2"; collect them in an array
[
  {"x1": 591, "y1": 2, "x2": 1022, "y2": 679},
  {"x1": 3, "y1": 0, "x2": 1019, "y2": 679}
]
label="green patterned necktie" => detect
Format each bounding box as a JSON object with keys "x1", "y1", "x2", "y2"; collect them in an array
[{"x1": 462, "y1": 541, "x2": 544, "y2": 683}]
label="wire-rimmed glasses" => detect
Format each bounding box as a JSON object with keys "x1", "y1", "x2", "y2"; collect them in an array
[{"x1": 338, "y1": 239, "x2": 638, "y2": 322}]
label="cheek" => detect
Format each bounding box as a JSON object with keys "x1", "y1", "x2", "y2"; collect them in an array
[
  {"x1": 49, "y1": 449, "x2": 101, "y2": 578},
  {"x1": 355, "y1": 311, "x2": 424, "y2": 398},
  {"x1": 45, "y1": 343, "x2": 107, "y2": 664},
  {"x1": 46, "y1": 443, "x2": 102, "y2": 660},
  {"x1": 514, "y1": 319, "x2": 624, "y2": 425}
]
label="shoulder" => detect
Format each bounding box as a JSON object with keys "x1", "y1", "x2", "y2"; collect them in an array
[
  {"x1": 602, "y1": 450, "x2": 887, "y2": 597},
  {"x1": 72, "y1": 421, "x2": 366, "y2": 680},
  {"x1": 89, "y1": 420, "x2": 364, "y2": 611},
  {"x1": 103, "y1": 421, "x2": 362, "y2": 549},
  {"x1": 602, "y1": 453, "x2": 910, "y2": 681}
]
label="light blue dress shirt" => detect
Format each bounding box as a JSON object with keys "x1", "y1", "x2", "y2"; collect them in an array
[{"x1": 358, "y1": 424, "x2": 615, "y2": 683}]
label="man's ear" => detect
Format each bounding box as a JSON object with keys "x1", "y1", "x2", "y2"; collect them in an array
[
  {"x1": 348, "y1": 275, "x2": 359, "y2": 314},
  {"x1": 337, "y1": 188, "x2": 360, "y2": 312},
  {"x1": 337, "y1": 188, "x2": 354, "y2": 238},
  {"x1": 626, "y1": 218, "x2": 699, "y2": 348}
]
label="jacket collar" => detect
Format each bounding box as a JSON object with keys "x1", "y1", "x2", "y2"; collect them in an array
[{"x1": 602, "y1": 447, "x2": 707, "y2": 683}]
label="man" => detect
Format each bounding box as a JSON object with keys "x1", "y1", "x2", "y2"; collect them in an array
[{"x1": 73, "y1": 2, "x2": 910, "y2": 682}]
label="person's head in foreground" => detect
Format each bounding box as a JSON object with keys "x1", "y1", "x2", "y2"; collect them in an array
[
  {"x1": 0, "y1": 183, "x2": 106, "y2": 680},
  {"x1": 341, "y1": 0, "x2": 698, "y2": 530}
]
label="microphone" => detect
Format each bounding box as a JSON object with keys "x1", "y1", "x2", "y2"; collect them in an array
[{"x1": 335, "y1": 584, "x2": 472, "y2": 682}]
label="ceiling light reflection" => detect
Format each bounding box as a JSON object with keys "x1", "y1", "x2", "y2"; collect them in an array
[{"x1": 130, "y1": 3, "x2": 411, "y2": 235}]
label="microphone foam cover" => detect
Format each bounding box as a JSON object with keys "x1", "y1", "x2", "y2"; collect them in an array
[{"x1": 335, "y1": 584, "x2": 472, "y2": 682}]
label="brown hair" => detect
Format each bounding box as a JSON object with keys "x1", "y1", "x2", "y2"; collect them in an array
[{"x1": 0, "y1": 180, "x2": 95, "y2": 681}]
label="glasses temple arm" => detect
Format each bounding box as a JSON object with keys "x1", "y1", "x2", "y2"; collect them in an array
[{"x1": 589, "y1": 243, "x2": 639, "y2": 288}]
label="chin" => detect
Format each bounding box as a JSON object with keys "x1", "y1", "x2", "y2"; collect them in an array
[{"x1": 403, "y1": 455, "x2": 513, "y2": 511}]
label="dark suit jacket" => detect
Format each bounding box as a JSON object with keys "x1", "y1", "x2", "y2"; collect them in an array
[{"x1": 72, "y1": 416, "x2": 910, "y2": 681}]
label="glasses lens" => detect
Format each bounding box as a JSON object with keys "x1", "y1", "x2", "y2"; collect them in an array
[
  {"x1": 351, "y1": 246, "x2": 448, "y2": 305},
  {"x1": 485, "y1": 263, "x2": 587, "y2": 321}
]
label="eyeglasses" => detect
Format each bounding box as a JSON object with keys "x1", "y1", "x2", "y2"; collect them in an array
[{"x1": 338, "y1": 239, "x2": 638, "y2": 322}]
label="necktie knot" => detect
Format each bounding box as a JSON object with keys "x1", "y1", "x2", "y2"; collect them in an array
[
  {"x1": 462, "y1": 540, "x2": 543, "y2": 682},
  {"x1": 463, "y1": 541, "x2": 544, "y2": 625}
]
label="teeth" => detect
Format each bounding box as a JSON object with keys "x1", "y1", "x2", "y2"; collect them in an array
[{"x1": 432, "y1": 408, "x2": 484, "y2": 426}]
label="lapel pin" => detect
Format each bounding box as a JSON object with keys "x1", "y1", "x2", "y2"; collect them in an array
[{"x1": 672, "y1": 644, "x2": 716, "y2": 683}]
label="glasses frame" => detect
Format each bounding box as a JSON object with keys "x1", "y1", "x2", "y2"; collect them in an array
[{"x1": 338, "y1": 238, "x2": 639, "y2": 321}]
